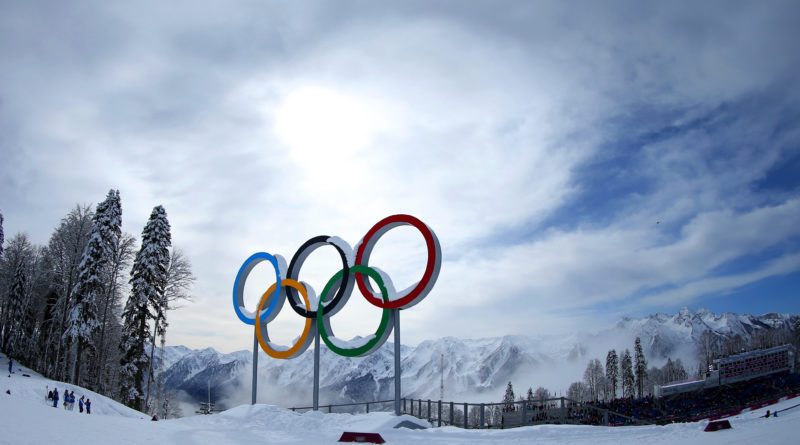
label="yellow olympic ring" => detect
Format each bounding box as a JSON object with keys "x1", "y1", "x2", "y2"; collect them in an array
[{"x1": 254, "y1": 279, "x2": 314, "y2": 359}]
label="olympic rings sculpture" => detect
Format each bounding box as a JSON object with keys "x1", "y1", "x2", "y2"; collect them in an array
[{"x1": 233, "y1": 214, "x2": 441, "y2": 358}]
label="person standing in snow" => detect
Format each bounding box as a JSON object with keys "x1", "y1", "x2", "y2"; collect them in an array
[
  {"x1": 7, "y1": 358, "x2": 12, "y2": 374},
  {"x1": 85, "y1": 398, "x2": 91, "y2": 414},
  {"x1": 52, "y1": 388, "x2": 59, "y2": 408},
  {"x1": 79, "y1": 396, "x2": 84, "y2": 413},
  {"x1": 70, "y1": 391, "x2": 76, "y2": 410}
]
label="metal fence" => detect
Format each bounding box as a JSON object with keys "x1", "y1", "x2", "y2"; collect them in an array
[
  {"x1": 290, "y1": 397, "x2": 650, "y2": 428},
  {"x1": 398, "y1": 397, "x2": 651, "y2": 428},
  {"x1": 290, "y1": 399, "x2": 396, "y2": 415}
]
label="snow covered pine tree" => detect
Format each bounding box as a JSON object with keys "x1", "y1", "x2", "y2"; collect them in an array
[
  {"x1": 65, "y1": 190, "x2": 121, "y2": 387},
  {"x1": 606, "y1": 349, "x2": 619, "y2": 400},
  {"x1": 620, "y1": 349, "x2": 635, "y2": 399},
  {"x1": 502, "y1": 381, "x2": 515, "y2": 412},
  {"x1": 119, "y1": 205, "x2": 171, "y2": 412},
  {"x1": 634, "y1": 337, "x2": 648, "y2": 398}
]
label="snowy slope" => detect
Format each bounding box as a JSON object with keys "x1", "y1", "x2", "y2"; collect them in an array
[
  {"x1": 3, "y1": 352, "x2": 799, "y2": 445},
  {"x1": 1, "y1": 353, "x2": 147, "y2": 419}
]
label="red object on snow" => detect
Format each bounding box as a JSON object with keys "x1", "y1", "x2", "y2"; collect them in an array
[
  {"x1": 705, "y1": 420, "x2": 732, "y2": 432},
  {"x1": 338, "y1": 432, "x2": 386, "y2": 443}
]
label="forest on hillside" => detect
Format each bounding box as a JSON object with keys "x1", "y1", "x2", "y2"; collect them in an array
[{"x1": 0, "y1": 191, "x2": 194, "y2": 418}]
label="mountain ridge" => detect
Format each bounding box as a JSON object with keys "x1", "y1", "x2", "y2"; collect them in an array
[{"x1": 160, "y1": 308, "x2": 797, "y2": 410}]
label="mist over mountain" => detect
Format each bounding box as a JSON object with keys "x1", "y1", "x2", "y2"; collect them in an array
[{"x1": 161, "y1": 308, "x2": 797, "y2": 412}]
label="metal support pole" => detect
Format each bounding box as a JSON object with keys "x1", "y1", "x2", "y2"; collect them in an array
[
  {"x1": 480, "y1": 404, "x2": 485, "y2": 429},
  {"x1": 449, "y1": 401, "x2": 454, "y2": 426},
  {"x1": 427, "y1": 399, "x2": 431, "y2": 420},
  {"x1": 251, "y1": 329, "x2": 258, "y2": 405},
  {"x1": 522, "y1": 400, "x2": 527, "y2": 426},
  {"x1": 393, "y1": 309, "x2": 401, "y2": 416},
  {"x1": 438, "y1": 400, "x2": 442, "y2": 427},
  {"x1": 560, "y1": 397, "x2": 565, "y2": 424},
  {"x1": 463, "y1": 403, "x2": 468, "y2": 428},
  {"x1": 313, "y1": 328, "x2": 320, "y2": 411}
]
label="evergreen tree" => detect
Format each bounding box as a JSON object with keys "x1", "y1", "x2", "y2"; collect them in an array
[
  {"x1": 5, "y1": 260, "x2": 27, "y2": 357},
  {"x1": 606, "y1": 349, "x2": 619, "y2": 400},
  {"x1": 502, "y1": 381, "x2": 515, "y2": 411},
  {"x1": 66, "y1": 190, "x2": 122, "y2": 386},
  {"x1": 526, "y1": 387, "x2": 534, "y2": 404},
  {"x1": 119, "y1": 205, "x2": 170, "y2": 412},
  {"x1": 0, "y1": 211, "x2": 4, "y2": 259},
  {"x1": 0, "y1": 232, "x2": 48, "y2": 366},
  {"x1": 620, "y1": 348, "x2": 634, "y2": 398},
  {"x1": 634, "y1": 337, "x2": 648, "y2": 398},
  {"x1": 0, "y1": 234, "x2": 33, "y2": 353}
]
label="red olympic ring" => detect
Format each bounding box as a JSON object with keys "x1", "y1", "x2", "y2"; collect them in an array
[{"x1": 355, "y1": 214, "x2": 441, "y2": 310}]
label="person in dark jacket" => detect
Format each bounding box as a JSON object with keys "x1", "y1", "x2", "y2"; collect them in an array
[
  {"x1": 52, "y1": 388, "x2": 59, "y2": 408},
  {"x1": 85, "y1": 398, "x2": 91, "y2": 414},
  {"x1": 79, "y1": 396, "x2": 84, "y2": 413}
]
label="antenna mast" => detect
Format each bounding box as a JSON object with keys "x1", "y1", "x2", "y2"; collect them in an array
[{"x1": 440, "y1": 353, "x2": 444, "y2": 401}]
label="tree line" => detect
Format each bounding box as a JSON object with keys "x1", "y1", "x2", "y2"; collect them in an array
[
  {"x1": 568, "y1": 326, "x2": 800, "y2": 403},
  {"x1": 567, "y1": 337, "x2": 650, "y2": 402},
  {"x1": 500, "y1": 325, "x2": 799, "y2": 408},
  {"x1": 499, "y1": 338, "x2": 651, "y2": 407},
  {"x1": 0, "y1": 191, "x2": 194, "y2": 417}
]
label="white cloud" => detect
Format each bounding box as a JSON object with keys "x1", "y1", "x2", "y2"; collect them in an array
[
  {"x1": 640, "y1": 253, "x2": 800, "y2": 307},
  {"x1": 1, "y1": 1, "x2": 798, "y2": 353}
]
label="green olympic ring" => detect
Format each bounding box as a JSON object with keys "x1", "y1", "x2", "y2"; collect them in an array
[{"x1": 317, "y1": 265, "x2": 394, "y2": 357}]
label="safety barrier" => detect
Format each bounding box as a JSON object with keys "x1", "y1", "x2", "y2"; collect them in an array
[{"x1": 291, "y1": 397, "x2": 650, "y2": 428}]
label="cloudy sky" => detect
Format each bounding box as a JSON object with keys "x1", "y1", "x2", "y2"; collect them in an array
[{"x1": 1, "y1": 1, "x2": 799, "y2": 354}]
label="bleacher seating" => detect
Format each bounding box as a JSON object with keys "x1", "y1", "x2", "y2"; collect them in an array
[{"x1": 590, "y1": 372, "x2": 800, "y2": 425}]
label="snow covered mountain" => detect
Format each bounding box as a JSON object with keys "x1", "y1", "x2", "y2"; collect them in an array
[
  {"x1": 161, "y1": 308, "x2": 797, "y2": 410},
  {"x1": 607, "y1": 308, "x2": 796, "y2": 360}
]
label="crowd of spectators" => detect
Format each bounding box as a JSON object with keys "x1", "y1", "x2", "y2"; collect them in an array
[{"x1": 590, "y1": 372, "x2": 800, "y2": 425}]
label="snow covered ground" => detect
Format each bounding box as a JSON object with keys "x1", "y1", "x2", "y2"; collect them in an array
[{"x1": 1, "y1": 354, "x2": 797, "y2": 445}]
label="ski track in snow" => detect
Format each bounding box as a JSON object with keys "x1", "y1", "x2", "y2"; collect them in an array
[{"x1": 2, "y1": 353, "x2": 797, "y2": 445}]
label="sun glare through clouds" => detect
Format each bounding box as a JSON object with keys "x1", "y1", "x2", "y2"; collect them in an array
[{"x1": 274, "y1": 86, "x2": 381, "y2": 164}]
